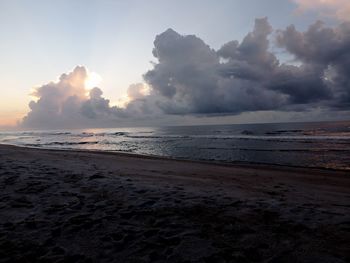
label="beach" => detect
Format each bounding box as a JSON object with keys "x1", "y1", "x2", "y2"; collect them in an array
[{"x1": 0, "y1": 144, "x2": 349, "y2": 262}]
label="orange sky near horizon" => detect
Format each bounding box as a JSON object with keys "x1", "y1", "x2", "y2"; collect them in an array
[
  {"x1": 0, "y1": 112, "x2": 25, "y2": 128},
  {"x1": 0, "y1": 111, "x2": 26, "y2": 127},
  {"x1": 0, "y1": 89, "x2": 29, "y2": 127}
]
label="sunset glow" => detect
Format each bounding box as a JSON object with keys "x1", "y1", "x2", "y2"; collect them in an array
[
  {"x1": 85, "y1": 72, "x2": 103, "y2": 90},
  {"x1": 0, "y1": 111, "x2": 25, "y2": 127},
  {"x1": 293, "y1": 0, "x2": 350, "y2": 20}
]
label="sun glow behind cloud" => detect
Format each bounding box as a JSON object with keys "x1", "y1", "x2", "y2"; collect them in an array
[
  {"x1": 115, "y1": 83, "x2": 151, "y2": 108},
  {"x1": 85, "y1": 72, "x2": 103, "y2": 90}
]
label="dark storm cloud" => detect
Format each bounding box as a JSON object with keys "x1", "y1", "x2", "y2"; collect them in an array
[
  {"x1": 144, "y1": 18, "x2": 350, "y2": 114},
  {"x1": 276, "y1": 20, "x2": 350, "y2": 108},
  {"x1": 144, "y1": 18, "x2": 287, "y2": 115},
  {"x1": 269, "y1": 64, "x2": 332, "y2": 104},
  {"x1": 22, "y1": 18, "x2": 350, "y2": 128}
]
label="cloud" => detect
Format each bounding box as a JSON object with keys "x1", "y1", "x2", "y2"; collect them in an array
[
  {"x1": 144, "y1": 18, "x2": 349, "y2": 115},
  {"x1": 144, "y1": 19, "x2": 287, "y2": 115},
  {"x1": 127, "y1": 83, "x2": 150, "y2": 100},
  {"x1": 276, "y1": 20, "x2": 350, "y2": 108},
  {"x1": 21, "y1": 66, "x2": 128, "y2": 129},
  {"x1": 293, "y1": 0, "x2": 350, "y2": 21},
  {"x1": 21, "y1": 18, "x2": 350, "y2": 129},
  {"x1": 21, "y1": 67, "x2": 163, "y2": 129}
]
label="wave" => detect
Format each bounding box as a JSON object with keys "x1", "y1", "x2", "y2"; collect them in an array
[
  {"x1": 235, "y1": 148, "x2": 350, "y2": 153},
  {"x1": 124, "y1": 135, "x2": 191, "y2": 139},
  {"x1": 96, "y1": 132, "x2": 129, "y2": 137},
  {"x1": 19, "y1": 131, "x2": 72, "y2": 136},
  {"x1": 41, "y1": 141, "x2": 99, "y2": 146},
  {"x1": 264, "y1": 129, "x2": 303, "y2": 135},
  {"x1": 186, "y1": 146, "x2": 350, "y2": 153}
]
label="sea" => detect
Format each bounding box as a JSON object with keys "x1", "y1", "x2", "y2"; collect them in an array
[{"x1": 1, "y1": 121, "x2": 350, "y2": 170}]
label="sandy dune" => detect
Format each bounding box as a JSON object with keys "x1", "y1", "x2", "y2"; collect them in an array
[{"x1": 0, "y1": 144, "x2": 349, "y2": 262}]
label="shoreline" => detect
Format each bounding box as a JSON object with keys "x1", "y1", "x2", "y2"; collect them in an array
[
  {"x1": 0, "y1": 143, "x2": 349, "y2": 262},
  {"x1": 1, "y1": 143, "x2": 349, "y2": 174}
]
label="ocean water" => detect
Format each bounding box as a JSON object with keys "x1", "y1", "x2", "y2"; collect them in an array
[{"x1": 1, "y1": 121, "x2": 350, "y2": 170}]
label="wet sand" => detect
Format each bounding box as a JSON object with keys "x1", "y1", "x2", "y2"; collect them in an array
[{"x1": 0, "y1": 144, "x2": 349, "y2": 262}]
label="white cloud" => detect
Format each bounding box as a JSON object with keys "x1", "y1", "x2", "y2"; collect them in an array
[{"x1": 21, "y1": 66, "x2": 126, "y2": 129}]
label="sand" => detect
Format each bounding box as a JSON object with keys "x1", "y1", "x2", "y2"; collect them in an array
[{"x1": 0, "y1": 144, "x2": 349, "y2": 262}]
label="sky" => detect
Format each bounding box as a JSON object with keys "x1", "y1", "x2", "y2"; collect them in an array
[{"x1": 0, "y1": 0, "x2": 349, "y2": 129}]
